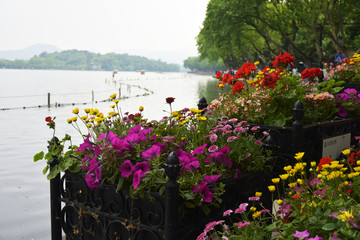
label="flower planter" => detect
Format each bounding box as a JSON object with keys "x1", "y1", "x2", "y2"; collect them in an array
[{"x1": 58, "y1": 169, "x2": 269, "y2": 240}]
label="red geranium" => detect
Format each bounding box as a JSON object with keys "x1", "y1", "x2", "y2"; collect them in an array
[
  {"x1": 272, "y1": 52, "x2": 295, "y2": 68},
  {"x1": 236, "y1": 63, "x2": 257, "y2": 79},
  {"x1": 301, "y1": 68, "x2": 322, "y2": 80},
  {"x1": 45, "y1": 116, "x2": 52, "y2": 122},
  {"x1": 318, "y1": 156, "x2": 333, "y2": 170},
  {"x1": 231, "y1": 81, "x2": 245, "y2": 95},
  {"x1": 262, "y1": 69, "x2": 282, "y2": 88},
  {"x1": 216, "y1": 71, "x2": 222, "y2": 79}
]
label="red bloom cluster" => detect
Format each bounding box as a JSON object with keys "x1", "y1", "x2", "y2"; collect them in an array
[
  {"x1": 166, "y1": 97, "x2": 175, "y2": 104},
  {"x1": 318, "y1": 156, "x2": 333, "y2": 170},
  {"x1": 45, "y1": 116, "x2": 52, "y2": 122},
  {"x1": 231, "y1": 81, "x2": 245, "y2": 95},
  {"x1": 261, "y1": 67, "x2": 282, "y2": 89},
  {"x1": 236, "y1": 63, "x2": 257, "y2": 78},
  {"x1": 272, "y1": 52, "x2": 295, "y2": 68},
  {"x1": 301, "y1": 68, "x2": 322, "y2": 80}
]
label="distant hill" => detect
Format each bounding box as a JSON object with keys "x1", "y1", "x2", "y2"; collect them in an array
[
  {"x1": 0, "y1": 44, "x2": 61, "y2": 60},
  {"x1": 0, "y1": 49, "x2": 180, "y2": 72}
]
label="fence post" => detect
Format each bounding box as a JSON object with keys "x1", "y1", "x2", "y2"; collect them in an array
[
  {"x1": 48, "y1": 93, "x2": 51, "y2": 108},
  {"x1": 197, "y1": 96, "x2": 208, "y2": 111},
  {"x1": 164, "y1": 152, "x2": 181, "y2": 240},
  {"x1": 48, "y1": 137, "x2": 62, "y2": 240},
  {"x1": 292, "y1": 100, "x2": 305, "y2": 154},
  {"x1": 92, "y1": 90, "x2": 94, "y2": 102}
]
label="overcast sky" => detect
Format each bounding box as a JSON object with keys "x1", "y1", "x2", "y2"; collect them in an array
[{"x1": 0, "y1": 0, "x2": 210, "y2": 64}]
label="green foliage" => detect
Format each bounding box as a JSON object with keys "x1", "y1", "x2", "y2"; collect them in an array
[
  {"x1": 0, "y1": 50, "x2": 180, "y2": 72},
  {"x1": 183, "y1": 56, "x2": 225, "y2": 72},
  {"x1": 198, "y1": 0, "x2": 359, "y2": 68}
]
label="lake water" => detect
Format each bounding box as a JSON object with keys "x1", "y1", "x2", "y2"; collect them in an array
[{"x1": 0, "y1": 69, "x2": 218, "y2": 240}]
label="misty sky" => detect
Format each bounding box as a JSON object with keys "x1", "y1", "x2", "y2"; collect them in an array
[{"x1": 0, "y1": 0, "x2": 210, "y2": 63}]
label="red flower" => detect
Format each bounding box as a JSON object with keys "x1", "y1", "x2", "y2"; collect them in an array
[
  {"x1": 292, "y1": 194, "x2": 300, "y2": 199},
  {"x1": 231, "y1": 81, "x2": 245, "y2": 95},
  {"x1": 236, "y1": 63, "x2": 257, "y2": 78},
  {"x1": 45, "y1": 116, "x2": 52, "y2": 122},
  {"x1": 216, "y1": 71, "x2": 222, "y2": 79},
  {"x1": 262, "y1": 70, "x2": 281, "y2": 88},
  {"x1": 301, "y1": 68, "x2": 322, "y2": 80},
  {"x1": 318, "y1": 156, "x2": 333, "y2": 170},
  {"x1": 272, "y1": 52, "x2": 295, "y2": 68},
  {"x1": 347, "y1": 152, "x2": 355, "y2": 166},
  {"x1": 166, "y1": 97, "x2": 175, "y2": 104}
]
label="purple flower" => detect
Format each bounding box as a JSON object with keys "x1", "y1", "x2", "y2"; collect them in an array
[
  {"x1": 208, "y1": 146, "x2": 232, "y2": 167},
  {"x1": 141, "y1": 144, "x2": 161, "y2": 160},
  {"x1": 208, "y1": 145, "x2": 218, "y2": 153},
  {"x1": 133, "y1": 170, "x2": 143, "y2": 189},
  {"x1": 203, "y1": 174, "x2": 221, "y2": 185},
  {"x1": 314, "y1": 189, "x2": 326, "y2": 198},
  {"x1": 119, "y1": 160, "x2": 134, "y2": 178},
  {"x1": 227, "y1": 136, "x2": 237, "y2": 142},
  {"x1": 134, "y1": 161, "x2": 150, "y2": 173},
  {"x1": 329, "y1": 213, "x2": 338, "y2": 218},
  {"x1": 223, "y1": 209, "x2": 233, "y2": 216},
  {"x1": 338, "y1": 106, "x2": 348, "y2": 117},
  {"x1": 331, "y1": 233, "x2": 340, "y2": 240},
  {"x1": 98, "y1": 131, "x2": 117, "y2": 142},
  {"x1": 293, "y1": 230, "x2": 309, "y2": 238},
  {"x1": 192, "y1": 181, "x2": 213, "y2": 203},
  {"x1": 192, "y1": 144, "x2": 207, "y2": 155},
  {"x1": 75, "y1": 134, "x2": 94, "y2": 153},
  {"x1": 111, "y1": 137, "x2": 131, "y2": 153},
  {"x1": 85, "y1": 167, "x2": 101, "y2": 189},
  {"x1": 337, "y1": 93, "x2": 351, "y2": 101},
  {"x1": 344, "y1": 88, "x2": 357, "y2": 96},
  {"x1": 234, "y1": 221, "x2": 250, "y2": 229},
  {"x1": 88, "y1": 157, "x2": 99, "y2": 170},
  {"x1": 175, "y1": 149, "x2": 200, "y2": 172}
]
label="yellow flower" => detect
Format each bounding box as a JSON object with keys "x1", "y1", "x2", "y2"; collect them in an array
[
  {"x1": 171, "y1": 111, "x2": 179, "y2": 116},
  {"x1": 279, "y1": 174, "x2": 289, "y2": 181},
  {"x1": 71, "y1": 116, "x2": 77, "y2": 122},
  {"x1": 197, "y1": 116, "x2": 207, "y2": 121},
  {"x1": 218, "y1": 83, "x2": 224, "y2": 88},
  {"x1": 113, "y1": 99, "x2": 120, "y2": 104},
  {"x1": 294, "y1": 152, "x2": 305, "y2": 160},
  {"x1": 66, "y1": 118, "x2": 72, "y2": 124},
  {"x1": 93, "y1": 109, "x2": 99, "y2": 115},
  {"x1": 87, "y1": 123, "x2": 93, "y2": 128},
  {"x1": 337, "y1": 210, "x2": 354, "y2": 222},
  {"x1": 252, "y1": 211, "x2": 261, "y2": 219},
  {"x1": 310, "y1": 162, "x2": 317, "y2": 167},
  {"x1": 268, "y1": 185, "x2": 276, "y2": 192},
  {"x1": 109, "y1": 105, "x2": 116, "y2": 108},
  {"x1": 357, "y1": 160, "x2": 360, "y2": 165},
  {"x1": 272, "y1": 178, "x2": 280, "y2": 184},
  {"x1": 109, "y1": 93, "x2": 116, "y2": 99},
  {"x1": 72, "y1": 108, "x2": 79, "y2": 114},
  {"x1": 283, "y1": 165, "x2": 292, "y2": 171},
  {"x1": 84, "y1": 108, "x2": 90, "y2": 114},
  {"x1": 342, "y1": 149, "x2": 351, "y2": 156},
  {"x1": 255, "y1": 192, "x2": 262, "y2": 197},
  {"x1": 250, "y1": 206, "x2": 257, "y2": 212},
  {"x1": 288, "y1": 182, "x2": 297, "y2": 188},
  {"x1": 254, "y1": 61, "x2": 260, "y2": 66},
  {"x1": 80, "y1": 115, "x2": 87, "y2": 120},
  {"x1": 139, "y1": 106, "x2": 144, "y2": 112},
  {"x1": 354, "y1": 166, "x2": 360, "y2": 172},
  {"x1": 297, "y1": 179, "x2": 304, "y2": 185},
  {"x1": 276, "y1": 199, "x2": 283, "y2": 205}
]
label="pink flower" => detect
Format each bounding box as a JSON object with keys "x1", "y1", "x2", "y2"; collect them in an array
[
  {"x1": 133, "y1": 170, "x2": 143, "y2": 189},
  {"x1": 243, "y1": 152, "x2": 251, "y2": 159},
  {"x1": 208, "y1": 145, "x2": 219, "y2": 153},
  {"x1": 141, "y1": 144, "x2": 161, "y2": 160},
  {"x1": 204, "y1": 174, "x2": 222, "y2": 185},
  {"x1": 223, "y1": 209, "x2": 233, "y2": 216},
  {"x1": 85, "y1": 167, "x2": 101, "y2": 189},
  {"x1": 255, "y1": 140, "x2": 262, "y2": 145},
  {"x1": 260, "y1": 209, "x2": 270, "y2": 213},
  {"x1": 227, "y1": 136, "x2": 237, "y2": 142},
  {"x1": 209, "y1": 134, "x2": 218, "y2": 143},
  {"x1": 196, "y1": 232, "x2": 207, "y2": 240},
  {"x1": 192, "y1": 181, "x2": 213, "y2": 203},
  {"x1": 293, "y1": 230, "x2": 309, "y2": 238},
  {"x1": 248, "y1": 196, "x2": 260, "y2": 201},
  {"x1": 251, "y1": 126, "x2": 260, "y2": 131},
  {"x1": 235, "y1": 203, "x2": 248, "y2": 214},
  {"x1": 192, "y1": 144, "x2": 207, "y2": 155},
  {"x1": 307, "y1": 235, "x2": 323, "y2": 240},
  {"x1": 134, "y1": 161, "x2": 150, "y2": 174},
  {"x1": 234, "y1": 221, "x2": 250, "y2": 229}
]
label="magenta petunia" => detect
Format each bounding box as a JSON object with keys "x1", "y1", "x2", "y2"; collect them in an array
[
  {"x1": 293, "y1": 230, "x2": 309, "y2": 238},
  {"x1": 192, "y1": 181, "x2": 213, "y2": 203},
  {"x1": 85, "y1": 167, "x2": 101, "y2": 189},
  {"x1": 111, "y1": 137, "x2": 132, "y2": 153},
  {"x1": 192, "y1": 144, "x2": 207, "y2": 155},
  {"x1": 176, "y1": 149, "x2": 200, "y2": 172},
  {"x1": 134, "y1": 161, "x2": 150, "y2": 173},
  {"x1": 338, "y1": 106, "x2": 348, "y2": 117},
  {"x1": 203, "y1": 174, "x2": 221, "y2": 185},
  {"x1": 141, "y1": 144, "x2": 161, "y2": 160},
  {"x1": 132, "y1": 170, "x2": 143, "y2": 189},
  {"x1": 119, "y1": 160, "x2": 134, "y2": 178},
  {"x1": 75, "y1": 134, "x2": 94, "y2": 153},
  {"x1": 307, "y1": 235, "x2": 323, "y2": 240}
]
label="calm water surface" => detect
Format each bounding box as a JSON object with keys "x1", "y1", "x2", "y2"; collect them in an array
[{"x1": 0, "y1": 69, "x2": 218, "y2": 240}]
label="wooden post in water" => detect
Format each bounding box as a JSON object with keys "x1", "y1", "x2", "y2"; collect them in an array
[
  {"x1": 48, "y1": 93, "x2": 50, "y2": 108},
  {"x1": 119, "y1": 88, "x2": 121, "y2": 99},
  {"x1": 92, "y1": 90, "x2": 94, "y2": 102}
]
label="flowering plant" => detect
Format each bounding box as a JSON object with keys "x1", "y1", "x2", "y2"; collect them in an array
[
  {"x1": 325, "y1": 53, "x2": 360, "y2": 84},
  {"x1": 34, "y1": 94, "x2": 270, "y2": 213},
  {"x1": 213, "y1": 52, "x2": 350, "y2": 126},
  {"x1": 198, "y1": 147, "x2": 360, "y2": 239}
]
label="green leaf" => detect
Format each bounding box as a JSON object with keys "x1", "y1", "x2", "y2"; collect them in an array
[
  {"x1": 116, "y1": 178, "x2": 124, "y2": 192},
  {"x1": 321, "y1": 223, "x2": 337, "y2": 231},
  {"x1": 47, "y1": 165, "x2": 60, "y2": 180},
  {"x1": 33, "y1": 151, "x2": 44, "y2": 162},
  {"x1": 201, "y1": 205, "x2": 211, "y2": 215},
  {"x1": 42, "y1": 165, "x2": 49, "y2": 175},
  {"x1": 184, "y1": 201, "x2": 196, "y2": 208},
  {"x1": 159, "y1": 186, "x2": 165, "y2": 195},
  {"x1": 309, "y1": 216, "x2": 317, "y2": 224}
]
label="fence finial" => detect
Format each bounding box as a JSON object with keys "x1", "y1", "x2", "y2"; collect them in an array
[
  {"x1": 292, "y1": 100, "x2": 305, "y2": 154},
  {"x1": 198, "y1": 96, "x2": 208, "y2": 111}
]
